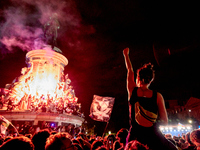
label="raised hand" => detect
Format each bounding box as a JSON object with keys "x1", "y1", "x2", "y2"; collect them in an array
[{"x1": 123, "y1": 47, "x2": 129, "y2": 55}]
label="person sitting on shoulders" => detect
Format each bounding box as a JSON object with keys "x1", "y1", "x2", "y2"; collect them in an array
[{"x1": 123, "y1": 47, "x2": 177, "y2": 150}]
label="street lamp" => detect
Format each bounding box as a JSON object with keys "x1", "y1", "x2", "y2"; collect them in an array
[{"x1": 188, "y1": 120, "x2": 192, "y2": 124}]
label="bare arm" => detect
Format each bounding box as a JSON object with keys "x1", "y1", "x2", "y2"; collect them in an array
[
  {"x1": 157, "y1": 92, "x2": 168, "y2": 125},
  {"x1": 123, "y1": 48, "x2": 136, "y2": 100}
]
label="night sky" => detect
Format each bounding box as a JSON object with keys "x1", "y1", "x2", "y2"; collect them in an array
[{"x1": 0, "y1": 0, "x2": 200, "y2": 135}]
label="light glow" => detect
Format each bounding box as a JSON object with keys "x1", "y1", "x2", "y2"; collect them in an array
[
  {"x1": 5, "y1": 49, "x2": 81, "y2": 113},
  {"x1": 187, "y1": 126, "x2": 191, "y2": 129},
  {"x1": 159, "y1": 123, "x2": 193, "y2": 136}
]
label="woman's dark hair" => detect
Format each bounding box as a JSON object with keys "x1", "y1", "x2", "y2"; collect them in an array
[{"x1": 137, "y1": 63, "x2": 155, "y2": 84}]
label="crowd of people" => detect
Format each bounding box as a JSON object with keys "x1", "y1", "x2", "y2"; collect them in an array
[
  {"x1": 1, "y1": 47, "x2": 199, "y2": 150},
  {"x1": 0, "y1": 94, "x2": 84, "y2": 118},
  {"x1": 1, "y1": 124, "x2": 200, "y2": 150},
  {"x1": 0, "y1": 65, "x2": 84, "y2": 117}
]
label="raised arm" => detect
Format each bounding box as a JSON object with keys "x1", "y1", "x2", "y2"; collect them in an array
[
  {"x1": 157, "y1": 92, "x2": 168, "y2": 125},
  {"x1": 123, "y1": 48, "x2": 136, "y2": 100}
]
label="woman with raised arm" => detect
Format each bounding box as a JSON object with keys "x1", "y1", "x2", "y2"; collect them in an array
[{"x1": 123, "y1": 48, "x2": 178, "y2": 150}]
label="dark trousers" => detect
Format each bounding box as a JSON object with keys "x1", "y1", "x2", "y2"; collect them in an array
[{"x1": 127, "y1": 124, "x2": 178, "y2": 150}]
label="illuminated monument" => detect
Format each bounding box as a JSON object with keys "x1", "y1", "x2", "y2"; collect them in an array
[{"x1": 0, "y1": 15, "x2": 84, "y2": 128}]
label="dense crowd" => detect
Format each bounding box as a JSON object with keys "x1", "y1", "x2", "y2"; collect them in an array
[
  {"x1": 1, "y1": 48, "x2": 199, "y2": 150},
  {"x1": 1, "y1": 123, "x2": 200, "y2": 150},
  {"x1": 0, "y1": 69, "x2": 84, "y2": 117},
  {"x1": 0, "y1": 95, "x2": 84, "y2": 117}
]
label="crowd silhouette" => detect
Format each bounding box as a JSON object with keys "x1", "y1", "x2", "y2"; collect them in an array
[{"x1": 1, "y1": 123, "x2": 200, "y2": 150}]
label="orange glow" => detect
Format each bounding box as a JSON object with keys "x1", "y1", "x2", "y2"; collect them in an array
[{"x1": 6, "y1": 49, "x2": 79, "y2": 112}]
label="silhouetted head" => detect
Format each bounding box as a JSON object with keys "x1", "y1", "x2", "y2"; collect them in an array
[
  {"x1": 190, "y1": 129, "x2": 200, "y2": 146},
  {"x1": 185, "y1": 132, "x2": 194, "y2": 146},
  {"x1": 136, "y1": 63, "x2": 155, "y2": 87},
  {"x1": 45, "y1": 132, "x2": 73, "y2": 150},
  {"x1": 32, "y1": 129, "x2": 50, "y2": 150},
  {"x1": 116, "y1": 128, "x2": 128, "y2": 144},
  {"x1": 0, "y1": 136, "x2": 34, "y2": 150}
]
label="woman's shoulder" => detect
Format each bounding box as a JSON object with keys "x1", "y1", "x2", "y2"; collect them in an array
[
  {"x1": 156, "y1": 92, "x2": 165, "y2": 105},
  {"x1": 156, "y1": 92, "x2": 164, "y2": 99}
]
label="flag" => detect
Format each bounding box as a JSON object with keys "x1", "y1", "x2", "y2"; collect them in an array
[
  {"x1": 0, "y1": 115, "x2": 10, "y2": 135},
  {"x1": 89, "y1": 95, "x2": 115, "y2": 122}
]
